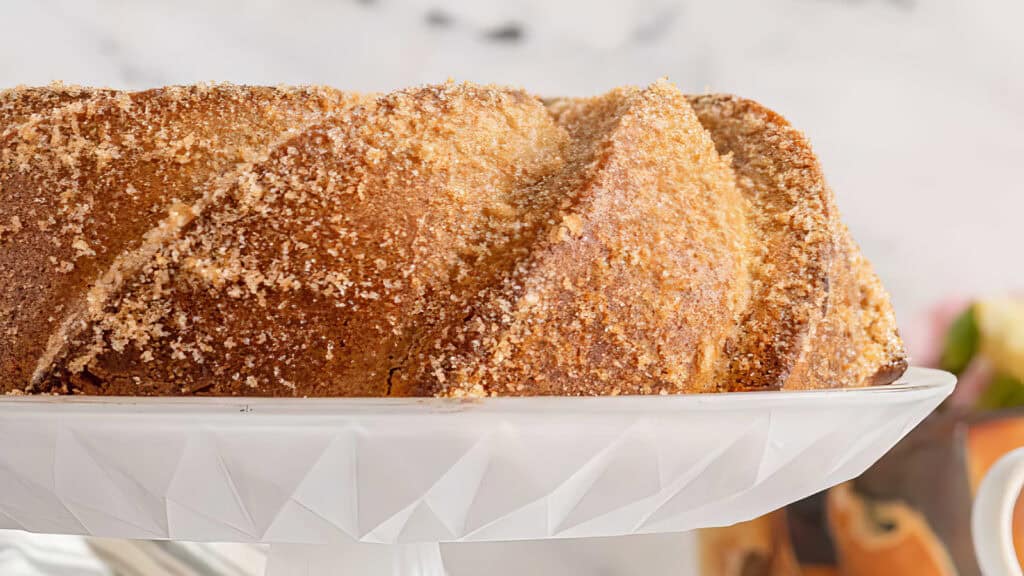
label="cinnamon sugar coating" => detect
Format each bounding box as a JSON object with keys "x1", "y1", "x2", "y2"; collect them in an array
[
  {"x1": 0, "y1": 84, "x2": 360, "y2": 390},
  {"x1": 686, "y1": 95, "x2": 906, "y2": 391},
  {"x1": 0, "y1": 81, "x2": 905, "y2": 396}
]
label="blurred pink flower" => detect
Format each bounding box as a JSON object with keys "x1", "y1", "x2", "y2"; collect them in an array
[
  {"x1": 949, "y1": 356, "x2": 993, "y2": 407},
  {"x1": 908, "y1": 296, "x2": 972, "y2": 368}
]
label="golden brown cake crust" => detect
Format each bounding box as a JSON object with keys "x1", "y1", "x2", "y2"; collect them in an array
[
  {"x1": 0, "y1": 84, "x2": 360, "y2": 391},
  {"x1": 0, "y1": 83, "x2": 113, "y2": 137},
  {"x1": 412, "y1": 82, "x2": 752, "y2": 397},
  {"x1": 0, "y1": 81, "x2": 906, "y2": 396},
  {"x1": 688, "y1": 94, "x2": 906, "y2": 390},
  {"x1": 686, "y1": 94, "x2": 836, "y2": 391}
]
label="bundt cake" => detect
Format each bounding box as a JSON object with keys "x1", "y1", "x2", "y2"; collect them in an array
[{"x1": 0, "y1": 80, "x2": 906, "y2": 397}]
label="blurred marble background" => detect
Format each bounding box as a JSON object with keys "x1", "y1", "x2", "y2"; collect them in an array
[{"x1": 2, "y1": 0, "x2": 1022, "y2": 356}]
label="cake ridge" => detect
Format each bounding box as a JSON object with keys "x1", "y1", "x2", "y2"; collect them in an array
[
  {"x1": 688, "y1": 93, "x2": 838, "y2": 391},
  {"x1": 0, "y1": 84, "x2": 363, "y2": 391},
  {"x1": 688, "y1": 93, "x2": 905, "y2": 390},
  {"x1": 405, "y1": 80, "x2": 752, "y2": 396}
]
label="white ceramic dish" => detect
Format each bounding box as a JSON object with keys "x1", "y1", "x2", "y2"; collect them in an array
[
  {"x1": 973, "y1": 446, "x2": 1024, "y2": 576},
  {"x1": 0, "y1": 367, "x2": 954, "y2": 575}
]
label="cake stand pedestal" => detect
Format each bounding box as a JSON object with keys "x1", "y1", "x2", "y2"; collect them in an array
[{"x1": 0, "y1": 368, "x2": 954, "y2": 575}]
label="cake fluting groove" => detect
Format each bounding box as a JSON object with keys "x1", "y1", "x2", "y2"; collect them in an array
[
  {"x1": 685, "y1": 94, "x2": 906, "y2": 391},
  {"x1": 0, "y1": 81, "x2": 906, "y2": 396}
]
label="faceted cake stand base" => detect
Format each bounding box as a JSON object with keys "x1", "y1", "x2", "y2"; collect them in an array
[{"x1": 0, "y1": 369, "x2": 954, "y2": 575}]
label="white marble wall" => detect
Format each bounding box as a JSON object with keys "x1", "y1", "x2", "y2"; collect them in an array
[{"x1": 2, "y1": 0, "x2": 1021, "y2": 355}]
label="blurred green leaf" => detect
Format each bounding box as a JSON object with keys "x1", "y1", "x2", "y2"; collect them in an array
[
  {"x1": 940, "y1": 305, "x2": 979, "y2": 374},
  {"x1": 977, "y1": 374, "x2": 1024, "y2": 410}
]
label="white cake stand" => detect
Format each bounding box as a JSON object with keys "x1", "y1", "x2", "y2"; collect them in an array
[{"x1": 0, "y1": 368, "x2": 954, "y2": 575}]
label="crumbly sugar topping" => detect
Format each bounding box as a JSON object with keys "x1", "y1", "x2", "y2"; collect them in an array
[{"x1": 0, "y1": 81, "x2": 905, "y2": 396}]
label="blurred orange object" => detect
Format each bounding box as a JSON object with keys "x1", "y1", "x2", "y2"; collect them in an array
[
  {"x1": 966, "y1": 418, "x2": 1024, "y2": 568},
  {"x1": 827, "y1": 483, "x2": 955, "y2": 576},
  {"x1": 699, "y1": 510, "x2": 813, "y2": 576}
]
